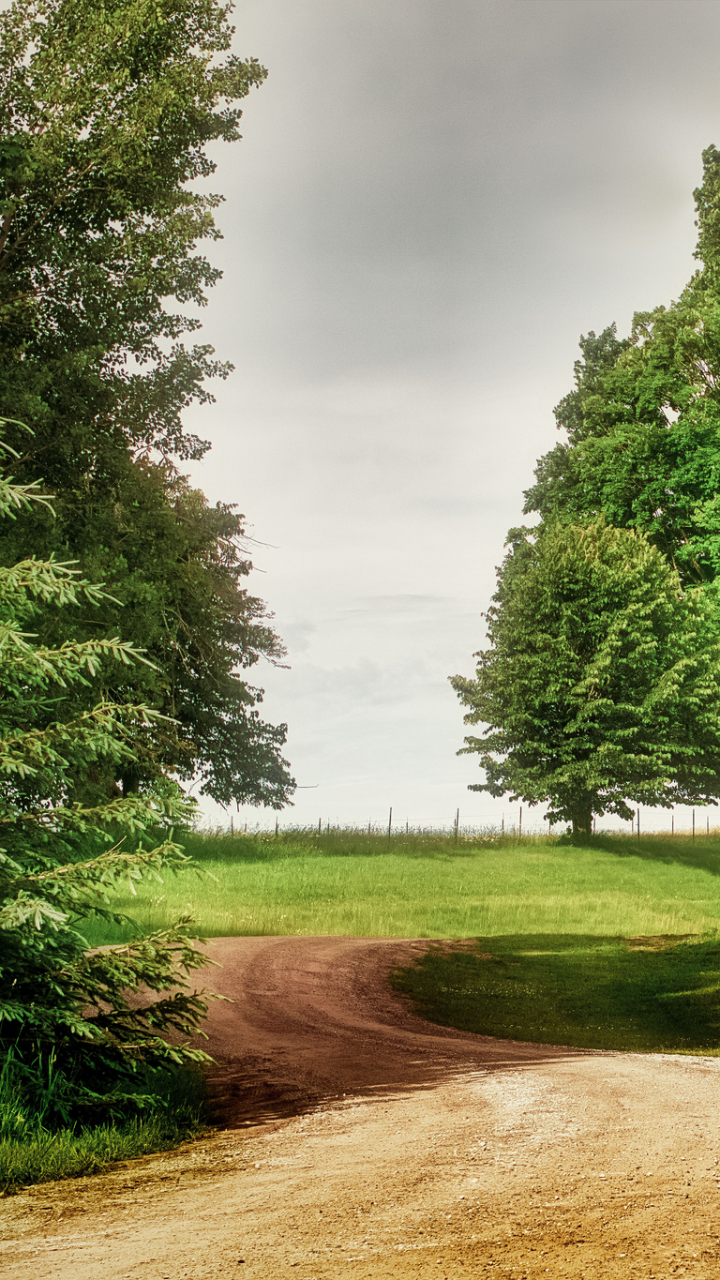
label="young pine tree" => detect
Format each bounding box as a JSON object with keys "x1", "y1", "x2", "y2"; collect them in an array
[{"x1": 0, "y1": 433, "x2": 212, "y2": 1124}]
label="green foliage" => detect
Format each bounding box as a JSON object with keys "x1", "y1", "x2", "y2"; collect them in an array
[
  {"x1": 1, "y1": 454, "x2": 295, "y2": 806},
  {"x1": 0, "y1": 0, "x2": 265, "y2": 456},
  {"x1": 451, "y1": 520, "x2": 720, "y2": 833},
  {"x1": 0, "y1": 1050, "x2": 206, "y2": 1193},
  {"x1": 0, "y1": 446, "x2": 213, "y2": 1127},
  {"x1": 525, "y1": 146, "x2": 720, "y2": 587},
  {"x1": 0, "y1": 0, "x2": 295, "y2": 807},
  {"x1": 391, "y1": 933, "x2": 720, "y2": 1055}
]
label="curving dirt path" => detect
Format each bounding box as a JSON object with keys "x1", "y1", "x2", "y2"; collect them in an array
[{"x1": 3, "y1": 935, "x2": 720, "y2": 1279}]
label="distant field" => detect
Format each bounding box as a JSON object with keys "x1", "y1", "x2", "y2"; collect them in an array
[{"x1": 83, "y1": 826, "x2": 720, "y2": 945}]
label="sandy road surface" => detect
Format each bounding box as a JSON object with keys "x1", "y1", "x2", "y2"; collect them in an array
[{"x1": 3, "y1": 935, "x2": 720, "y2": 1279}]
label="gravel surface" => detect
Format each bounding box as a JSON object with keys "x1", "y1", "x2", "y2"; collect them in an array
[{"x1": 2, "y1": 935, "x2": 720, "y2": 1279}]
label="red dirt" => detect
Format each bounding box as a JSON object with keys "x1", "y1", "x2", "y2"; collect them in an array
[{"x1": 3, "y1": 935, "x2": 720, "y2": 1279}]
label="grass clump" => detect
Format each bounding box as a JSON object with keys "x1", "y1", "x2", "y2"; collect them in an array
[
  {"x1": 391, "y1": 933, "x2": 720, "y2": 1054},
  {"x1": 0, "y1": 1052, "x2": 207, "y2": 1195}
]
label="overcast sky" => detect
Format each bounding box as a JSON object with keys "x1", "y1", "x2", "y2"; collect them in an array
[{"x1": 185, "y1": 0, "x2": 720, "y2": 833}]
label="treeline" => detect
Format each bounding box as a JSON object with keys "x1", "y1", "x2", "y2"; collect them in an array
[
  {"x1": 0, "y1": 0, "x2": 293, "y2": 1164},
  {"x1": 453, "y1": 148, "x2": 720, "y2": 836}
]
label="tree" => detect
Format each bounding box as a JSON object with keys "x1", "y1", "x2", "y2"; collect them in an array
[
  {"x1": 0, "y1": 0, "x2": 295, "y2": 808},
  {"x1": 451, "y1": 519, "x2": 720, "y2": 836},
  {"x1": 0, "y1": 451, "x2": 294, "y2": 806},
  {"x1": 0, "y1": 0, "x2": 265, "y2": 460},
  {"x1": 0, "y1": 435, "x2": 212, "y2": 1122},
  {"x1": 525, "y1": 146, "x2": 720, "y2": 587}
]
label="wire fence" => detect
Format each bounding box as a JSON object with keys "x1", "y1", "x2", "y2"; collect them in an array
[{"x1": 223, "y1": 803, "x2": 720, "y2": 839}]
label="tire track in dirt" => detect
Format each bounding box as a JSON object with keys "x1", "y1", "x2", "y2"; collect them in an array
[{"x1": 3, "y1": 935, "x2": 720, "y2": 1279}]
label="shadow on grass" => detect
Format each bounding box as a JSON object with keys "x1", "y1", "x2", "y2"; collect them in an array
[
  {"x1": 568, "y1": 831, "x2": 720, "y2": 879},
  {"x1": 391, "y1": 933, "x2": 720, "y2": 1055}
]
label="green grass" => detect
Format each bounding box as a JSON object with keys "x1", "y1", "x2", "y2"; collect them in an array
[
  {"x1": 75, "y1": 826, "x2": 720, "y2": 1063},
  {"x1": 0, "y1": 1055, "x2": 208, "y2": 1195},
  {"x1": 82, "y1": 827, "x2": 720, "y2": 944},
  {"x1": 391, "y1": 933, "x2": 720, "y2": 1055},
  {"x1": 0, "y1": 1112, "x2": 203, "y2": 1195}
]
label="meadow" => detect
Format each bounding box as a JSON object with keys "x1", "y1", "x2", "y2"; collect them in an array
[
  {"x1": 82, "y1": 825, "x2": 720, "y2": 1062},
  {"x1": 10, "y1": 826, "x2": 720, "y2": 1193},
  {"x1": 84, "y1": 825, "x2": 720, "y2": 944}
]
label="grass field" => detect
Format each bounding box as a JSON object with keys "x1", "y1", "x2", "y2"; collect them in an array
[
  {"x1": 77, "y1": 826, "x2": 720, "y2": 1067},
  {"x1": 83, "y1": 827, "x2": 720, "y2": 945},
  {"x1": 391, "y1": 933, "x2": 720, "y2": 1055}
]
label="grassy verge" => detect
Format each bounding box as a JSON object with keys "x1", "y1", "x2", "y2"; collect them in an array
[
  {"x1": 82, "y1": 827, "x2": 720, "y2": 944},
  {"x1": 0, "y1": 1112, "x2": 204, "y2": 1196},
  {"x1": 0, "y1": 1059, "x2": 208, "y2": 1195},
  {"x1": 391, "y1": 933, "x2": 720, "y2": 1054}
]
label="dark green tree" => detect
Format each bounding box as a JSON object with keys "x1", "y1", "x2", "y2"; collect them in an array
[
  {"x1": 0, "y1": 0, "x2": 294, "y2": 807},
  {"x1": 0, "y1": 451, "x2": 294, "y2": 806},
  {"x1": 0, "y1": 441, "x2": 211, "y2": 1123},
  {"x1": 451, "y1": 520, "x2": 720, "y2": 835}
]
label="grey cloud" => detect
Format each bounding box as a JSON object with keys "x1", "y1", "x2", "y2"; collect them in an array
[
  {"x1": 206, "y1": 0, "x2": 720, "y2": 381},
  {"x1": 190, "y1": 0, "x2": 720, "y2": 827}
]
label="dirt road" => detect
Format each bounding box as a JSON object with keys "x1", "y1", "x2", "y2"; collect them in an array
[{"x1": 3, "y1": 935, "x2": 720, "y2": 1279}]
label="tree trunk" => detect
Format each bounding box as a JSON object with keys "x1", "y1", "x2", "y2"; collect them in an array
[
  {"x1": 120, "y1": 768, "x2": 141, "y2": 796},
  {"x1": 571, "y1": 802, "x2": 593, "y2": 838}
]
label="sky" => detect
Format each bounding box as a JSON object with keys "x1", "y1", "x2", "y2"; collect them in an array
[{"x1": 184, "y1": 0, "x2": 720, "y2": 834}]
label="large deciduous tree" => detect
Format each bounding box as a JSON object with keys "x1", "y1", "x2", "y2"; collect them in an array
[
  {"x1": 451, "y1": 520, "x2": 720, "y2": 836},
  {"x1": 0, "y1": 0, "x2": 294, "y2": 807},
  {"x1": 0, "y1": 0, "x2": 264, "y2": 455}
]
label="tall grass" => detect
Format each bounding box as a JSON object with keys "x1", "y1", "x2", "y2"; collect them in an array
[
  {"x1": 0, "y1": 1051, "x2": 207, "y2": 1195},
  {"x1": 82, "y1": 827, "x2": 720, "y2": 945}
]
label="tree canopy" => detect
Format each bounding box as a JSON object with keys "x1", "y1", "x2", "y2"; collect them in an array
[
  {"x1": 452, "y1": 520, "x2": 720, "y2": 835},
  {"x1": 0, "y1": 0, "x2": 265, "y2": 459},
  {"x1": 525, "y1": 146, "x2": 720, "y2": 587},
  {"x1": 0, "y1": 0, "x2": 294, "y2": 808},
  {"x1": 0, "y1": 451, "x2": 294, "y2": 805}
]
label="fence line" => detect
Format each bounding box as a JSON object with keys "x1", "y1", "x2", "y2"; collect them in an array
[{"x1": 221, "y1": 804, "x2": 720, "y2": 838}]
